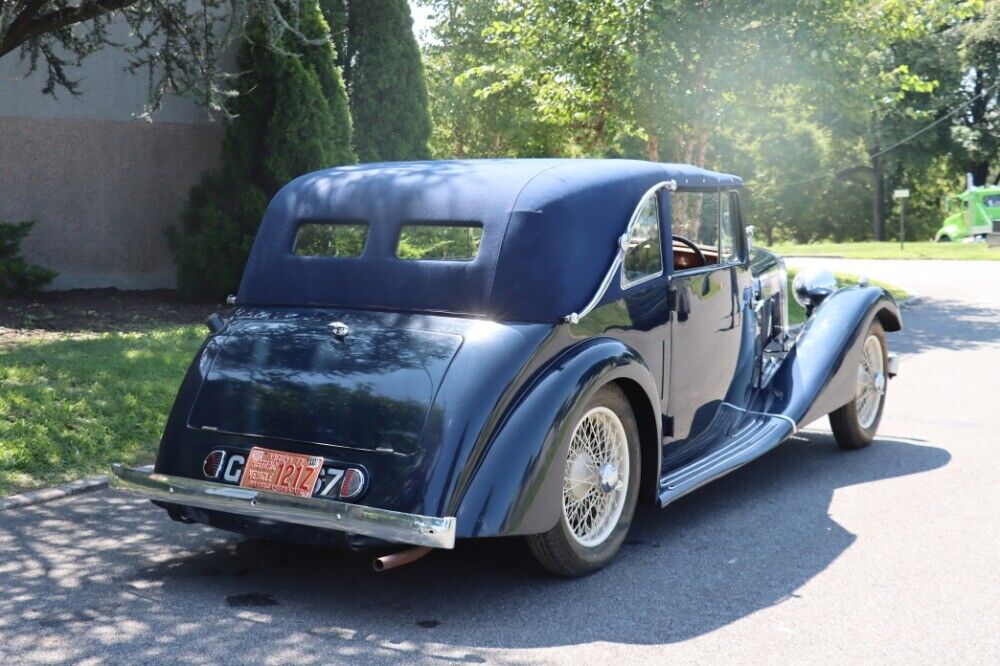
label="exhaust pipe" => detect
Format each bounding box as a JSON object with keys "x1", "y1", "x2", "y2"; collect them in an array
[{"x1": 372, "y1": 546, "x2": 431, "y2": 572}]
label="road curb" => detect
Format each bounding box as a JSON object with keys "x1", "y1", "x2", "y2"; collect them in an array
[
  {"x1": 0, "y1": 465, "x2": 152, "y2": 511},
  {"x1": 0, "y1": 475, "x2": 108, "y2": 511},
  {"x1": 899, "y1": 296, "x2": 921, "y2": 308}
]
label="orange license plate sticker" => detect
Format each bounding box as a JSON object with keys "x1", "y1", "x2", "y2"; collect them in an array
[{"x1": 239, "y1": 447, "x2": 323, "y2": 498}]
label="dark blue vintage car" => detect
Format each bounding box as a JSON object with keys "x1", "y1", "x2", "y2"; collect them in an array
[{"x1": 111, "y1": 159, "x2": 900, "y2": 576}]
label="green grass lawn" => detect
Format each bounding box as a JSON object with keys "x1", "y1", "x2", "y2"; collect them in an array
[
  {"x1": 0, "y1": 325, "x2": 205, "y2": 494},
  {"x1": 785, "y1": 270, "x2": 910, "y2": 324},
  {"x1": 768, "y1": 240, "x2": 1000, "y2": 260}
]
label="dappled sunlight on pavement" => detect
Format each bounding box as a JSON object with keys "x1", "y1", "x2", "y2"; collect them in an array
[{"x1": 1, "y1": 432, "x2": 950, "y2": 663}]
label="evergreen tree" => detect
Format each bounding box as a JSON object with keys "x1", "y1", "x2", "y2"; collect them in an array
[
  {"x1": 302, "y1": 2, "x2": 355, "y2": 166},
  {"x1": 266, "y1": 56, "x2": 343, "y2": 186},
  {"x1": 321, "y1": 0, "x2": 350, "y2": 77},
  {"x1": 346, "y1": 0, "x2": 432, "y2": 162},
  {"x1": 170, "y1": 2, "x2": 354, "y2": 300}
]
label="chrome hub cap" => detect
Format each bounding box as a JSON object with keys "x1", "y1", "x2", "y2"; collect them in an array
[
  {"x1": 598, "y1": 463, "x2": 619, "y2": 493},
  {"x1": 855, "y1": 335, "x2": 886, "y2": 430},
  {"x1": 562, "y1": 407, "x2": 630, "y2": 547}
]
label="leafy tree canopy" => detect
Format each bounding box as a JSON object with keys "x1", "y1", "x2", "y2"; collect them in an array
[{"x1": 421, "y1": 0, "x2": 1000, "y2": 243}]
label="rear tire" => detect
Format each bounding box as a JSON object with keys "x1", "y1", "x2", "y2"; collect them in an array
[
  {"x1": 527, "y1": 384, "x2": 641, "y2": 577},
  {"x1": 829, "y1": 322, "x2": 888, "y2": 449}
]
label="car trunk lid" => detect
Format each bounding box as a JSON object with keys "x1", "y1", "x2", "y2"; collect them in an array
[{"x1": 188, "y1": 314, "x2": 463, "y2": 456}]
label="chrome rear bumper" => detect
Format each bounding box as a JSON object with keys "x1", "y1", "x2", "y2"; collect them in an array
[{"x1": 109, "y1": 464, "x2": 456, "y2": 549}]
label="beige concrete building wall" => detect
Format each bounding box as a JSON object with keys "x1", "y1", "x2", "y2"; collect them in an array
[
  {"x1": 0, "y1": 117, "x2": 223, "y2": 289},
  {"x1": 0, "y1": 19, "x2": 225, "y2": 290}
]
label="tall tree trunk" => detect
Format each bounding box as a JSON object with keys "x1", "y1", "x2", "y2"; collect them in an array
[
  {"x1": 972, "y1": 161, "x2": 990, "y2": 187},
  {"x1": 646, "y1": 133, "x2": 660, "y2": 162},
  {"x1": 871, "y1": 149, "x2": 885, "y2": 241}
]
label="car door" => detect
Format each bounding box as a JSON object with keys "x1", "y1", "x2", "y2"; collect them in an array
[{"x1": 664, "y1": 190, "x2": 749, "y2": 463}]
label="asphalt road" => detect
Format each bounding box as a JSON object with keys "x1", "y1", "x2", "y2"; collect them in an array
[{"x1": 2, "y1": 258, "x2": 998, "y2": 664}]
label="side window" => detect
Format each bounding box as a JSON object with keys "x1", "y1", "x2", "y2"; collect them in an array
[
  {"x1": 719, "y1": 193, "x2": 736, "y2": 262},
  {"x1": 622, "y1": 194, "x2": 663, "y2": 286},
  {"x1": 672, "y1": 191, "x2": 719, "y2": 247},
  {"x1": 983, "y1": 195, "x2": 1000, "y2": 208}
]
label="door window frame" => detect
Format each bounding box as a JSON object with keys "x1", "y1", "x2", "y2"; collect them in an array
[{"x1": 670, "y1": 188, "x2": 746, "y2": 276}]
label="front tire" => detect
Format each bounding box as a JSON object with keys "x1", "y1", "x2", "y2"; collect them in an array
[
  {"x1": 527, "y1": 385, "x2": 641, "y2": 577},
  {"x1": 829, "y1": 322, "x2": 888, "y2": 449}
]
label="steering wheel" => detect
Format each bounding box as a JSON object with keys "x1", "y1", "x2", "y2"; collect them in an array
[{"x1": 671, "y1": 235, "x2": 707, "y2": 268}]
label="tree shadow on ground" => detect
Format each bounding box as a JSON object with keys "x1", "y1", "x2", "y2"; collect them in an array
[
  {"x1": 0, "y1": 432, "x2": 949, "y2": 662},
  {"x1": 0, "y1": 288, "x2": 211, "y2": 343},
  {"x1": 892, "y1": 296, "x2": 1000, "y2": 355}
]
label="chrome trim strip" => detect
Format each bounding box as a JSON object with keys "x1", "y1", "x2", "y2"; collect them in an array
[
  {"x1": 564, "y1": 233, "x2": 629, "y2": 324},
  {"x1": 190, "y1": 425, "x2": 409, "y2": 457},
  {"x1": 720, "y1": 401, "x2": 798, "y2": 434},
  {"x1": 109, "y1": 464, "x2": 456, "y2": 549},
  {"x1": 661, "y1": 418, "x2": 787, "y2": 490},
  {"x1": 564, "y1": 179, "x2": 677, "y2": 323}
]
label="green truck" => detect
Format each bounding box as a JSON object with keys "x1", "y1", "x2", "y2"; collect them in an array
[{"x1": 935, "y1": 186, "x2": 1000, "y2": 242}]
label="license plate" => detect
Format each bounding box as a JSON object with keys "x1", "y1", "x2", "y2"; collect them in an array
[{"x1": 239, "y1": 447, "x2": 323, "y2": 497}]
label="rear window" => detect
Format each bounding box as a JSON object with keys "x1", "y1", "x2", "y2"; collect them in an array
[
  {"x1": 397, "y1": 224, "x2": 483, "y2": 261},
  {"x1": 293, "y1": 223, "x2": 368, "y2": 257}
]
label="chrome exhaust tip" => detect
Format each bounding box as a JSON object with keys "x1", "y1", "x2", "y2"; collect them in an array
[{"x1": 373, "y1": 546, "x2": 432, "y2": 572}]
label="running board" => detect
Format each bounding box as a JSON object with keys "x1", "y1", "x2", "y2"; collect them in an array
[{"x1": 658, "y1": 406, "x2": 795, "y2": 507}]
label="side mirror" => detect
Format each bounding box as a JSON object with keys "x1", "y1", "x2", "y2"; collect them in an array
[{"x1": 745, "y1": 225, "x2": 755, "y2": 251}]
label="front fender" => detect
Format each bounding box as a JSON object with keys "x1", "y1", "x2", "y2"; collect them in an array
[
  {"x1": 756, "y1": 286, "x2": 901, "y2": 428},
  {"x1": 936, "y1": 216, "x2": 966, "y2": 241},
  {"x1": 453, "y1": 337, "x2": 660, "y2": 538}
]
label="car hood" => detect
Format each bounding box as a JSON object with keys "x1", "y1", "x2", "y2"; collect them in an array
[{"x1": 187, "y1": 314, "x2": 463, "y2": 456}]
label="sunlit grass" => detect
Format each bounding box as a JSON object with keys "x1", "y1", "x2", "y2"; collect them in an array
[
  {"x1": 769, "y1": 240, "x2": 1000, "y2": 260},
  {"x1": 785, "y1": 270, "x2": 910, "y2": 325},
  {"x1": 0, "y1": 325, "x2": 205, "y2": 494}
]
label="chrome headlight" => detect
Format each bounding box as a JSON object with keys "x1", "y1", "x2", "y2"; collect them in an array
[{"x1": 792, "y1": 267, "x2": 837, "y2": 311}]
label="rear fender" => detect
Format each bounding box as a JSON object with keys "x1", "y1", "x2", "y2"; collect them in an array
[
  {"x1": 756, "y1": 286, "x2": 901, "y2": 428},
  {"x1": 453, "y1": 338, "x2": 660, "y2": 538}
]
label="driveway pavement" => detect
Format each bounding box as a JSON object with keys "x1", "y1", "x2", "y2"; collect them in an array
[{"x1": 2, "y1": 259, "x2": 998, "y2": 664}]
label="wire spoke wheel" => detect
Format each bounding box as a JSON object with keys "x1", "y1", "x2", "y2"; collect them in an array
[
  {"x1": 831, "y1": 322, "x2": 889, "y2": 450},
  {"x1": 855, "y1": 334, "x2": 886, "y2": 430},
  {"x1": 562, "y1": 406, "x2": 630, "y2": 547},
  {"x1": 528, "y1": 385, "x2": 639, "y2": 576}
]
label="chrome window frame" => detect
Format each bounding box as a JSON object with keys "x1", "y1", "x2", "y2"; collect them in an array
[{"x1": 620, "y1": 187, "x2": 667, "y2": 291}]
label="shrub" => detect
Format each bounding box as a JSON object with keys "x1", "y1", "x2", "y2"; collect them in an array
[{"x1": 0, "y1": 221, "x2": 56, "y2": 296}]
